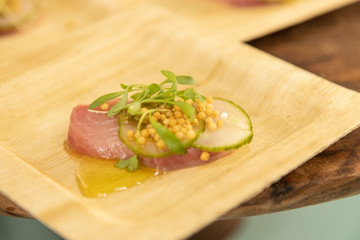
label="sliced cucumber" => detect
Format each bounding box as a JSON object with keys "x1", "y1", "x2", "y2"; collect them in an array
[
  {"x1": 192, "y1": 97, "x2": 252, "y2": 151},
  {"x1": 118, "y1": 111, "x2": 205, "y2": 158}
]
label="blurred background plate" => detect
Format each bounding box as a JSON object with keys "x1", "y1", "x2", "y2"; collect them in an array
[
  {"x1": 0, "y1": 0, "x2": 124, "y2": 80},
  {"x1": 1, "y1": 0, "x2": 357, "y2": 82},
  {"x1": 120, "y1": 0, "x2": 358, "y2": 41}
]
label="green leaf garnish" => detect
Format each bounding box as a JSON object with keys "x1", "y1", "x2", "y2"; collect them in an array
[
  {"x1": 161, "y1": 70, "x2": 176, "y2": 82},
  {"x1": 172, "y1": 101, "x2": 195, "y2": 122},
  {"x1": 127, "y1": 155, "x2": 139, "y2": 172},
  {"x1": 183, "y1": 88, "x2": 197, "y2": 101},
  {"x1": 89, "y1": 91, "x2": 125, "y2": 109},
  {"x1": 108, "y1": 90, "x2": 128, "y2": 117},
  {"x1": 114, "y1": 159, "x2": 129, "y2": 169},
  {"x1": 176, "y1": 76, "x2": 196, "y2": 85},
  {"x1": 130, "y1": 91, "x2": 143, "y2": 100},
  {"x1": 182, "y1": 88, "x2": 205, "y2": 102},
  {"x1": 149, "y1": 116, "x2": 186, "y2": 155},
  {"x1": 160, "y1": 70, "x2": 178, "y2": 101},
  {"x1": 148, "y1": 83, "x2": 161, "y2": 96},
  {"x1": 115, "y1": 155, "x2": 139, "y2": 172},
  {"x1": 127, "y1": 102, "x2": 141, "y2": 115}
]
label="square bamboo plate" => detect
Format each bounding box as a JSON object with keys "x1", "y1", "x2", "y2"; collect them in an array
[
  {"x1": 1, "y1": 5, "x2": 360, "y2": 240},
  {"x1": 122, "y1": 0, "x2": 358, "y2": 41}
]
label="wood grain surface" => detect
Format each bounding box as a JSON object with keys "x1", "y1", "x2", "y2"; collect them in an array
[
  {"x1": 1, "y1": 0, "x2": 360, "y2": 227},
  {"x1": 0, "y1": 0, "x2": 123, "y2": 81}
]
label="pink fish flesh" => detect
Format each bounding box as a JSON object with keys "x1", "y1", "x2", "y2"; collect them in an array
[
  {"x1": 67, "y1": 103, "x2": 231, "y2": 171},
  {"x1": 67, "y1": 104, "x2": 134, "y2": 160}
]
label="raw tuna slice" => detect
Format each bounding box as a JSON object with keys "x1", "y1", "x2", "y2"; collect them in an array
[
  {"x1": 68, "y1": 102, "x2": 230, "y2": 171},
  {"x1": 140, "y1": 148, "x2": 232, "y2": 171},
  {"x1": 67, "y1": 104, "x2": 134, "y2": 160}
]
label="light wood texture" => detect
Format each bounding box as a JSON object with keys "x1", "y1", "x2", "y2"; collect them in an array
[
  {"x1": 1, "y1": 0, "x2": 356, "y2": 82},
  {"x1": 123, "y1": 0, "x2": 358, "y2": 41},
  {"x1": 0, "y1": 0, "x2": 123, "y2": 80},
  {"x1": 1, "y1": 5, "x2": 360, "y2": 239}
]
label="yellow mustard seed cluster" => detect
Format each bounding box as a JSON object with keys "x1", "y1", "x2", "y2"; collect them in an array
[
  {"x1": 196, "y1": 97, "x2": 224, "y2": 131},
  {"x1": 125, "y1": 96, "x2": 224, "y2": 159},
  {"x1": 125, "y1": 100, "x2": 196, "y2": 150}
]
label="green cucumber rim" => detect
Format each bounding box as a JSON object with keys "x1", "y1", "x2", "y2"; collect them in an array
[{"x1": 191, "y1": 97, "x2": 253, "y2": 152}]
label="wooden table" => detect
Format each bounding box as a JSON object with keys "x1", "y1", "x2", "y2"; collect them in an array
[{"x1": 1, "y1": 2, "x2": 360, "y2": 220}]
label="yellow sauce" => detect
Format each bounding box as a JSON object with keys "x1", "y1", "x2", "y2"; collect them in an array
[{"x1": 65, "y1": 144, "x2": 159, "y2": 198}]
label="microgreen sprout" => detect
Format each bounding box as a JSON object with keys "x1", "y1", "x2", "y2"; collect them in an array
[{"x1": 89, "y1": 70, "x2": 205, "y2": 171}]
